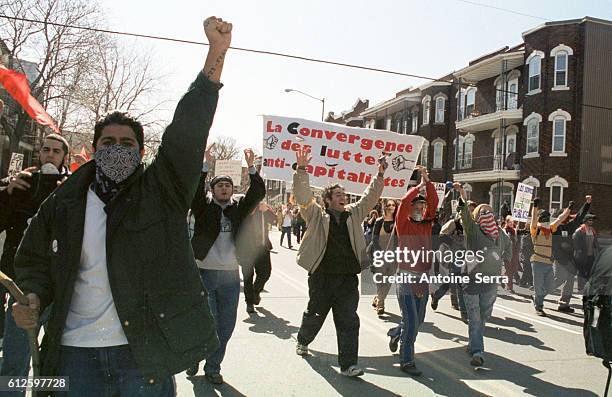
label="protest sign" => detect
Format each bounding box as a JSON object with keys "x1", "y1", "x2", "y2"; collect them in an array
[
  {"x1": 512, "y1": 182, "x2": 534, "y2": 222},
  {"x1": 215, "y1": 159, "x2": 243, "y2": 187},
  {"x1": 434, "y1": 182, "x2": 446, "y2": 209},
  {"x1": 262, "y1": 116, "x2": 424, "y2": 198},
  {"x1": 8, "y1": 152, "x2": 24, "y2": 178}
]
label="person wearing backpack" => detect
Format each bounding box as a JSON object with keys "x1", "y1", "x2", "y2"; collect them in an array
[{"x1": 454, "y1": 183, "x2": 512, "y2": 367}]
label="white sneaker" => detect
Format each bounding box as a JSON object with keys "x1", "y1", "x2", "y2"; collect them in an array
[
  {"x1": 296, "y1": 343, "x2": 309, "y2": 356},
  {"x1": 341, "y1": 365, "x2": 364, "y2": 377}
]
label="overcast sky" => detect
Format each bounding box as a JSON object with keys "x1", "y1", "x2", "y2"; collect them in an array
[{"x1": 98, "y1": 0, "x2": 612, "y2": 157}]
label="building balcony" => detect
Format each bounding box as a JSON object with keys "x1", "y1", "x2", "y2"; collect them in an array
[
  {"x1": 451, "y1": 153, "x2": 520, "y2": 182},
  {"x1": 455, "y1": 105, "x2": 523, "y2": 132}
]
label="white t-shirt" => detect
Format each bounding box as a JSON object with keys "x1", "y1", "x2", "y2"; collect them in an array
[
  {"x1": 197, "y1": 201, "x2": 239, "y2": 271},
  {"x1": 282, "y1": 213, "x2": 293, "y2": 227},
  {"x1": 61, "y1": 188, "x2": 128, "y2": 347}
]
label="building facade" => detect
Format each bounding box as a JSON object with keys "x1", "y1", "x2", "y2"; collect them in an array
[{"x1": 349, "y1": 17, "x2": 612, "y2": 232}]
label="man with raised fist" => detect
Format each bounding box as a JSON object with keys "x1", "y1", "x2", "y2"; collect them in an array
[{"x1": 12, "y1": 16, "x2": 233, "y2": 396}]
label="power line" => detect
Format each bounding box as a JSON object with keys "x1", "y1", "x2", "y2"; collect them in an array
[
  {"x1": 452, "y1": 0, "x2": 548, "y2": 21},
  {"x1": 2, "y1": 14, "x2": 610, "y2": 112},
  {"x1": 0, "y1": 14, "x2": 449, "y2": 83}
]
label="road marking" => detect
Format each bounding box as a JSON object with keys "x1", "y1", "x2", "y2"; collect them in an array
[
  {"x1": 272, "y1": 266, "x2": 519, "y2": 396},
  {"x1": 494, "y1": 304, "x2": 582, "y2": 335}
]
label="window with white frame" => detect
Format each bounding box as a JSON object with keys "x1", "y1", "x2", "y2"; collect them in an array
[
  {"x1": 552, "y1": 117, "x2": 566, "y2": 153},
  {"x1": 545, "y1": 175, "x2": 568, "y2": 212},
  {"x1": 548, "y1": 109, "x2": 570, "y2": 154},
  {"x1": 453, "y1": 137, "x2": 463, "y2": 169},
  {"x1": 528, "y1": 55, "x2": 542, "y2": 92},
  {"x1": 495, "y1": 73, "x2": 519, "y2": 111},
  {"x1": 524, "y1": 113, "x2": 541, "y2": 155},
  {"x1": 420, "y1": 140, "x2": 429, "y2": 167},
  {"x1": 554, "y1": 51, "x2": 568, "y2": 87},
  {"x1": 422, "y1": 99, "x2": 431, "y2": 125},
  {"x1": 456, "y1": 89, "x2": 465, "y2": 121},
  {"x1": 463, "y1": 183, "x2": 472, "y2": 200},
  {"x1": 550, "y1": 184, "x2": 563, "y2": 211},
  {"x1": 551, "y1": 44, "x2": 573, "y2": 89},
  {"x1": 435, "y1": 97, "x2": 445, "y2": 123},
  {"x1": 465, "y1": 88, "x2": 475, "y2": 116},
  {"x1": 411, "y1": 110, "x2": 418, "y2": 133},
  {"x1": 463, "y1": 135, "x2": 474, "y2": 168},
  {"x1": 433, "y1": 140, "x2": 444, "y2": 168}
]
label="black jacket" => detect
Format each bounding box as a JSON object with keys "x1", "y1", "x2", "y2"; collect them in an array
[
  {"x1": 14, "y1": 72, "x2": 221, "y2": 386},
  {"x1": 553, "y1": 202, "x2": 591, "y2": 266},
  {"x1": 0, "y1": 169, "x2": 69, "y2": 279},
  {"x1": 190, "y1": 169, "x2": 265, "y2": 264}
]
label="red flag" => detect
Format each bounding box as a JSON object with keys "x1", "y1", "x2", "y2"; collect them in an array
[{"x1": 0, "y1": 64, "x2": 60, "y2": 134}]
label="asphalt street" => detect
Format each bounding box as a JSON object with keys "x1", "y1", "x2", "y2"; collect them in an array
[{"x1": 173, "y1": 229, "x2": 607, "y2": 397}]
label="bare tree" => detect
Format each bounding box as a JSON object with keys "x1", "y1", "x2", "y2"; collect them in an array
[
  {"x1": 211, "y1": 136, "x2": 241, "y2": 160},
  {"x1": 0, "y1": 0, "x2": 169, "y2": 173},
  {"x1": 0, "y1": 0, "x2": 100, "y2": 172}
]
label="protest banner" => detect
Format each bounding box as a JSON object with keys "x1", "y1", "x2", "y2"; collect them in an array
[
  {"x1": 8, "y1": 152, "x2": 24, "y2": 178},
  {"x1": 262, "y1": 116, "x2": 424, "y2": 198},
  {"x1": 215, "y1": 159, "x2": 243, "y2": 187},
  {"x1": 434, "y1": 182, "x2": 446, "y2": 209},
  {"x1": 512, "y1": 182, "x2": 534, "y2": 222}
]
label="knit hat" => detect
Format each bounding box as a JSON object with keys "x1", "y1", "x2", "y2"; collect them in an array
[{"x1": 210, "y1": 175, "x2": 233, "y2": 188}]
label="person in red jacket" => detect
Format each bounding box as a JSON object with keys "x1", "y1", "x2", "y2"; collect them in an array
[{"x1": 387, "y1": 165, "x2": 438, "y2": 377}]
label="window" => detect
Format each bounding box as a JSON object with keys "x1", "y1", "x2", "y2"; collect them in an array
[
  {"x1": 465, "y1": 88, "x2": 475, "y2": 116},
  {"x1": 528, "y1": 55, "x2": 541, "y2": 92},
  {"x1": 552, "y1": 117, "x2": 566, "y2": 153},
  {"x1": 555, "y1": 51, "x2": 568, "y2": 87},
  {"x1": 457, "y1": 90, "x2": 465, "y2": 121},
  {"x1": 524, "y1": 113, "x2": 541, "y2": 155},
  {"x1": 463, "y1": 136, "x2": 474, "y2": 168},
  {"x1": 433, "y1": 140, "x2": 444, "y2": 169},
  {"x1": 420, "y1": 140, "x2": 429, "y2": 167},
  {"x1": 550, "y1": 184, "x2": 563, "y2": 211},
  {"x1": 411, "y1": 110, "x2": 418, "y2": 133},
  {"x1": 548, "y1": 109, "x2": 571, "y2": 155},
  {"x1": 423, "y1": 99, "x2": 431, "y2": 125},
  {"x1": 489, "y1": 182, "x2": 514, "y2": 215},
  {"x1": 435, "y1": 97, "x2": 445, "y2": 123},
  {"x1": 492, "y1": 128, "x2": 517, "y2": 169},
  {"x1": 545, "y1": 175, "x2": 568, "y2": 212},
  {"x1": 453, "y1": 137, "x2": 463, "y2": 169}
]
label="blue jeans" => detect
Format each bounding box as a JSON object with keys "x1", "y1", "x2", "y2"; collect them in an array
[
  {"x1": 55, "y1": 345, "x2": 175, "y2": 397},
  {"x1": 0, "y1": 299, "x2": 50, "y2": 397},
  {"x1": 463, "y1": 284, "x2": 497, "y2": 358},
  {"x1": 532, "y1": 262, "x2": 554, "y2": 310},
  {"x1": 388, "y1": 282, "x2": 428, "y2": 365},
  {"x1": 199, "y1": 269, "x2": 240, "y2": 375}
]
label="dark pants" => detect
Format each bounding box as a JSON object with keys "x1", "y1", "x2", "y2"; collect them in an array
[
  {"x1": 242, "y1": 251, "x2": 272, "y2": 305},
  {"x1": 294, "y1": 223, "x2": 305, "y2": 244},
  {"x1": 297, "y1": 273, "x2": 359, "y2": 371},
  {"x1": 577, "y1": 256, "x2": 595, "y2": 292},
  {"x1": 56, "y1": 345, "x2": 175, "y2": 397},
  {"x1": 280, "y1": 226, "x2": 293, "y2": 247},
  {"x1": 520, "y1": 259, "x2": 533, "y2": 286}
]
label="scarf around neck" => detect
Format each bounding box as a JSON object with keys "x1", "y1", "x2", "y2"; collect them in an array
[{"x1": 93, "y1": 144, "x2": 141, "y2": 204}]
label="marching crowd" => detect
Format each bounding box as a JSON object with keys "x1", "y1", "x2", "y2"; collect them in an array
[{"x1": 0, "y1": 15, "x2": 607, "y2": 397}]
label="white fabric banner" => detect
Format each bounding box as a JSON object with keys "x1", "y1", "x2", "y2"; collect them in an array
[
  {"x1": 512, "y1": 182, "x2": 534, "y2": 222},
  {"x1": 261, "y1": 116, "x2": 424, "y2": 198},
  {"x1": 215, "y1": 160, "x2": 243, "y2": 187}
]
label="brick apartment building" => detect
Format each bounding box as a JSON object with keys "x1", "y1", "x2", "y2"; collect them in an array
[{"x1": 329, "y1": 17, "x2": 612, "y2": 233}]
